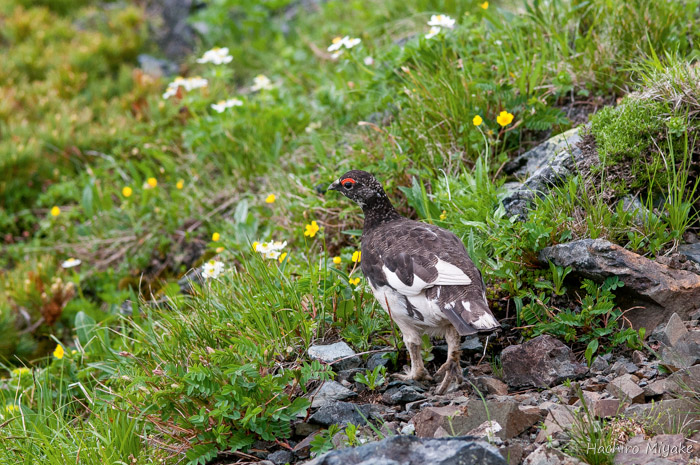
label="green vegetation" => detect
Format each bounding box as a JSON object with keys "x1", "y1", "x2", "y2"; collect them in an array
[{"x1": 1, "y1": 0, "x2": 699, "y2": 462}]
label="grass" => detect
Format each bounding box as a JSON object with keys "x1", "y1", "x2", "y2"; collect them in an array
[{"x1": 1, "y1": 0, "x2": 700, "y2": 462}]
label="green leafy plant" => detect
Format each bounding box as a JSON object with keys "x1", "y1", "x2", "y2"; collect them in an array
[{"x1": 354, "y1": 365, "x2": 387, "y2": 391}]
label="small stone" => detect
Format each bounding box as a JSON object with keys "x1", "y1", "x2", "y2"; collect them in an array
[
  {"x1": 590, "y1": 357, "x2": 610, "y2": 374},
  {"x1": 308, "y1": 342, "x2": 361, "y2": 371},
  {"x1": 467, "y1": 421, "x2": 503, "y2": 444},
  {"x1": 611, "y1": 358, "x2": 639, "y2": 376},
  {"x1": 632, "y1": 350, "x2": 647, "y2": 365},
  {"x1": 662, "y1": 313, "x2": 689, "y2": 348},
  {"x1": 524, "y1": 444, "x2": 585, "y2": 465},
  {"x1": 575, "y1": 391, "x2": 622, "y2": 418},
  {"x1": 367, "y1": 351, "x2": 393, "y2": 371},
  {"x1": 606, "y1": 374, "x2": 645, "y2": 403},
  {"x1": 679, "y1": 243, "x2": 700, "y2": 265},
  {"x1": 535, "y1": 404, "x2": 577, "y2": 442},
  {"x1": 400, "y1": 423, "x2": 416, "y2": 435},
  {"x1": 310, "y1": 381, "x2": 357, "y2": 409},
  {"x1": 308, "y1": 402, "x2": 375, "y2": 427},
  {"x1": 382, "y1": 385, "x2": 426, "y2": 405},
  {"x1": 267, "y1": 449, "x2": 294, "y2": 465},
  {"x1": 474, "y1": 376, "x2": 510, "y2": 396},
  {"x1": 643, "y1": 378, "x2": 670, "y2": 397},
  {"x1": 500, "y1": 443, "x2": 524, "y2": 465}
]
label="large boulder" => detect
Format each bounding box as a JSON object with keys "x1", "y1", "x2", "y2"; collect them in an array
[
  {"x1": 304, "y1": 435, "x2": 506, "y2": 465},
  {"x1": 501, "y1": 335, "x2": 587, "y2": 388},
  {"x1": 539, "y1": 239, "x2": 700, "y2": 331},
  {"x1": 502, "y1": 127, "x2": 584, "y2": 219}
]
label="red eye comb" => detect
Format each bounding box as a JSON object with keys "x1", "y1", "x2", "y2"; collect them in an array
[{"x1": 341, "y1": 178, "x2": 356, "y2": 184}]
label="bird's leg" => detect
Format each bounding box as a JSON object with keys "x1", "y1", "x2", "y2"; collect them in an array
[
  {"x1": 395, "y1": 334, "x2": 432, "y2": 381},
  {"x1": 434, "y1": 326, "x2": 464, "y2": 395}
]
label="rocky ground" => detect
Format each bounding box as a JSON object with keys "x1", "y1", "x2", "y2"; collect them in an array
[
  {"x1": 239, "y1": 131, "x2": 700, "y2": 465},
  {"x1": 243, "y1": 310, "x2": 700, "y2": 465}
]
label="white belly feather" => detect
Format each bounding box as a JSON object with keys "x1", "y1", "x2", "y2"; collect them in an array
[{"x1": 370, "y1": 283, "x2": 449, "y2": 335}]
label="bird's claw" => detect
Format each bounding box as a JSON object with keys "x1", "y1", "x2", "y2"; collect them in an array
[
  {"x1": 392, "y1": 368, "x2": 433, "y2": 382},
  {"x1": 434, "y1": 359, "x2": 463, "y2": 395}
]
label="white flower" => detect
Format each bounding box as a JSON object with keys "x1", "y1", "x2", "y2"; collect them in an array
[
  {"x1": 61, "y1": 258, "x2": 81, "y2": 268},
  {"x1": 255, "y1": 240, "x2": 287, "y2": 260},
  {"x1": 494, "y1": 40, "x2": 503, "y2": 46},
  {"x1": 425, "y1": 26, "x2": 441, "y2": 39},
  {"x1": 305, "y1": 121, "x2": 322, "y2": 133},
  {"x1": 202, "y1": 260, "x2": 225, "y2": 279},
  {"x1": 363, "y1": 56, "x2": 374, "y2": 66},
  {"x1": 327, "y1": 36, "x2": 349, "y2": 52},
  {"x1": 427, "y1": 14, "x2": 455, "y2": 29},
  {"x1": 162, "y1": 76, "x2": 208, "y2": 99},
  {"x1": 196, "y1": 47, "x2": 233, "y2": 65},
  {"x1": 251, "y1": 74, "x2": 274, "y2": 91},
  {"x1": 344, "y1": 37, "x2": 361, "y2": 49},
  {"x1": 327, "y1": 36, "x2": 361, "y2": 56},
  {"x1": 211, "y1": 98, "x2": 243, "y2": 113}
]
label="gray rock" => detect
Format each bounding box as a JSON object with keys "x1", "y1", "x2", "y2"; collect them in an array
[
  {"x1": 678, "y1": 243, "x2": 700, "y2": 264},
  {"x1": 137, "y1": 54, "x2": 179, "y2": 77},
  {"x1": 144, "y1": 0, "x2": 194, "y2": 60},
  {"x1": 310, "y1": 381, "x2": 357, "y2": 409},
  {"x1": 606, "y1": 374, "x2": 645, "y2": 403},
  {"x1": 501, "y1": 335, "x2": 587, "y2": 388},
  {"x1": 621, "y1": 196, "x2": 653, "y2": 224},
  {"x1": 502, "y1": 127, "x2": 584, "y2": 219},
  {"x1": 308, "y1": 342, "x2": 361, "y2": 371},
  {"x1": 590, "y1": 357, "x2": 610, "y2": 375},
  {"x1": 412, "y1": 401, "x2": 543, "y2": 440},
  {"x1": 268, "y1": 449, "x2": 294, "y2": 465},
  {"x1": 625, "y1": 398, "x2": 700, "y2": 435},
  {"x1": 304, "y1": 435, "x2": 506, "y2": 465},
  {"x1": 367, "y1": 351, "x2": 393, "y2": 371},
  {"x1": 661, "y1": 313, "x2": 688, "y2": 348},
  {"x1": 382, "y1": 385, "x2": 426, "y2": 405},
  {"x1": 524, "y1": 444, "x2": 585, "y2": 465},
  {"x1": 474, "y1": 376, "x2": 509, "y2": 396},
  {"x1": 614, "y1": 434, "x2": 690, "y2": 465},
  {"x1": 308, "y1": 401, "x2": 376, "y2": 427},
  {"x1": 610, "y1": 359, "x2": 639, "y2": 376},
  {"x1": 539, "y1": 239, "x2": 700, "y2": 331},
  {"x1": 535, "y1": 404, "x2": 578, "y2": 442}
]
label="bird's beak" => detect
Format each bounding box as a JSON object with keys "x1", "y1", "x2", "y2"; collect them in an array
[{"x1": 327, "y1": 179, "x2": 340, "y2": 192}]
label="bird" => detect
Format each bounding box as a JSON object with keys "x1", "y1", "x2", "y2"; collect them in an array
[{"x1": 328, "y1": 170, "x2": 500, "y2": 394}]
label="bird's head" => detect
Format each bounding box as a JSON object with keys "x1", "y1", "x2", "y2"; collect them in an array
[{"x1": 327, "y1": 170, "x2": 385, "y2": 207}]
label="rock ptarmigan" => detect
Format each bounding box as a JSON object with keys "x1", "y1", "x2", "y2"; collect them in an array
[{"x1": 329, "y1": 170, "x2": 500, "y2": 394}]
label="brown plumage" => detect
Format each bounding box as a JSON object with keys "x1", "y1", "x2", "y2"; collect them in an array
[{"x1": 329, "y1": 170, "x2": 499, "y2": 394}]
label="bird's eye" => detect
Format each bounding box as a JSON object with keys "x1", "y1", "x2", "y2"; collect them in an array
[{"x1": 343, "y1": 182, "x2": 354, "y2": 189}]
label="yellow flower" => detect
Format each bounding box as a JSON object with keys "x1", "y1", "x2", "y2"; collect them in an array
[
  {"x1": 352, "y1": 251, "x2": 361, "y2": 263},
  {"x1": 279, "y1": 252, "x2": 288, "y2": 263},
  {"x1": 4, "y1": 405, "x2": 19, "y2": 414},
  {"x1": 212, "y1": 232, "x2": 220, "y2": 242},
  {"x1": 11, "y1": 367, "x2": 30, "y2": 377},
  {"x1": 216, "y1": 247, "x2": 225, "y2": 253},
  {"x1": 122, "y1": 186, "x2": 133, "y2": 198},
  {"x1": 265, "y1": 194, "x2": 276, "y2": 204},
  {"x1": 147, "y1": 177, "x2": 157, "y2": 188},
  {"x1": 349, "y1": 277, "x2": 360, "y2": 285},
  {"x1": 71, "y1": 350, "x2": 77, "y2": 355},
  {"x1": 252, "y1": 241, "x2": 259, "y2": 250},
  {"x1": 440, "y1": 210, "x2": 447, "y2": 220},
  {"x1": 176, "y1": 179, "x2": 184, "y2": 190},
  {"x1": 53, "y1": 344, "x2": 64, "y2": 360},
  {"x1": 473, "y1": 115, "x2": 483, "y2": 126},
  {"x1": 50, "y1": 206, "x2": 60, "y2": 217},
  {"x1": 333, "y1": 256, "x2": 341, "y2": 264},
  {"x1": 480, "y1": 1, "x2": 489, "y2": 9},
  {"x1": 304, "y1": 221, "x2": 320, "y2": 238},
  {"x1": 496, "y1": 110, "x2": 514, "y2": 127}
]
